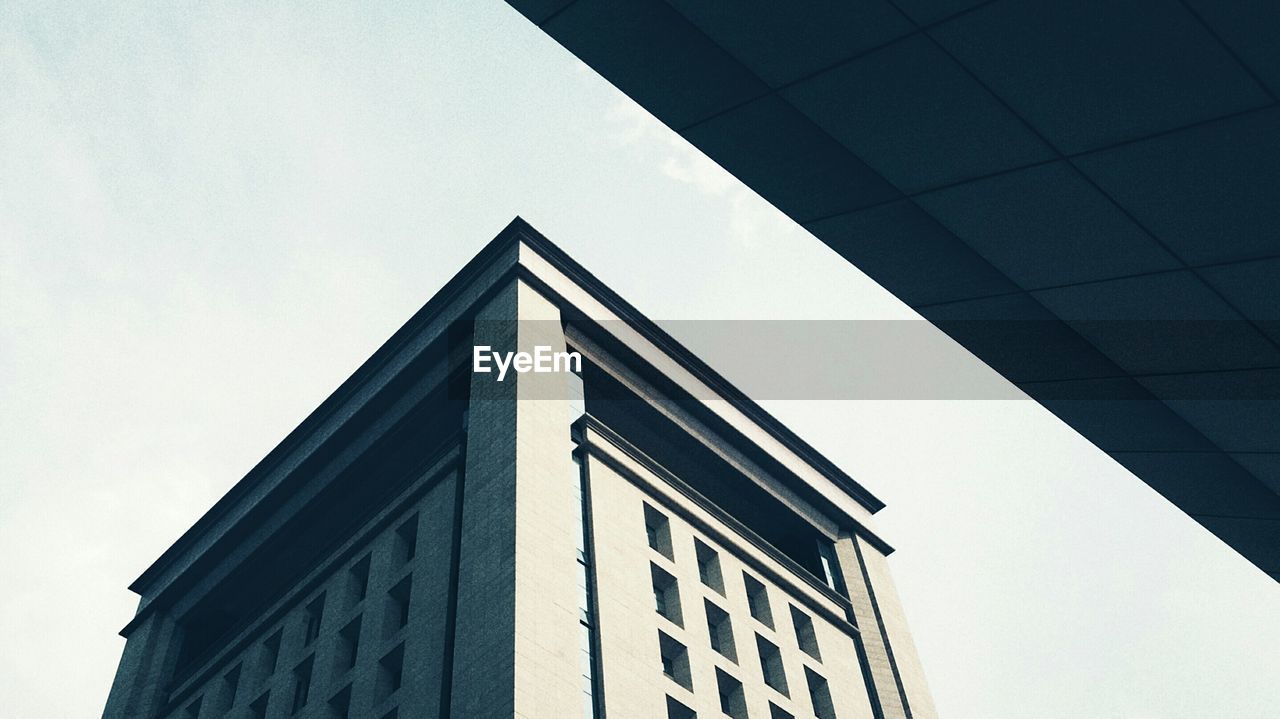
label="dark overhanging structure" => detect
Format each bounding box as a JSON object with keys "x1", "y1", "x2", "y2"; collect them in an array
[{"x1": 505, "y1": 0, "x2": 1280, "y2": 580}]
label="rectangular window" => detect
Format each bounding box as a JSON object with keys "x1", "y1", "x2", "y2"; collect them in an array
[
  {"x1": 349, "y1": 554, "x2": 372, "y2": 605},
  {"x1": 756, "y1": 635, "x2": 789, "y2": 697},
  {"x1": 303, "y1": 593, "x2": 325, "y2": 646},
  {"x1": 666, "y1": 696, "x2": 696, "y2": 719},
  {"x1": 715, "y1": 669, "x2": 747, "y2": 719},
  {"x1": 694, "y1": 538, "x2": 724, "y2": 594},
  {"x1": 338, "y1": 615, "x2": 362, "y2": 672},
  {"x1": 744, "y1": 574, "x2": 773, "y2": 628},
  {"x1": 395, "y1": 514, "x2": 419, "y2": 563},
  {"x1": 651, "y1": 563, "x2": 683, "y2": 626},
  {"x1": 328, "y1": 684, "x2": 352, "y2": 719},
  {"x1": 789, "y1": 605, "x2": 821, "y2": 661},
  {"x1": 704, "y1": 599, "x2": 736, "y2": 662},
  {"x1": 816, "y1": 541, "x2": 846, "y2": 597},
  {"x1": 248, "y1": 692, "x2": 269, "y2": 719},
  {"x1": 388, "y1": 574, "x2": 412, "y2": 632},
  {"x1": 769, "y1": 703, "x2": 795, "y2": 719},
  {"x1": 262, "y1": 630, "x2": 283, "y2": 676},
  {"x1": 805, "y1": 667, "x2": 837, "y2": 719},
  {"x1": 643, "y1": 503, "x2": 674, "y2": 560},
  {"x1": 221, "y1": 664, "x2": 241, "y2": 711},
  {"x1": 379, "y1": 643, "x2": 405, "y2": 701},
  {"x1": 657, "y1": 631, "x2": 693, "y2": 690},
  {"x1": 291, "y1": 657, "x2": 313, "y2": 714}
]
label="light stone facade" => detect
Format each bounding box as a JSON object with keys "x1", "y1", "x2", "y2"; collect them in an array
[{"x1": 104, "y1": 219, "x2": 934, "y2": 719}]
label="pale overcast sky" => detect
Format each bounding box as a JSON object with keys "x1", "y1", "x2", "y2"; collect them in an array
[{"x1": 2, "y1": 2, "x2": 1277, "y2": 718}]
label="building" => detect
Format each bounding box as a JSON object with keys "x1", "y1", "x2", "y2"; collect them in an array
[
  {"x1": 502, "y1": 0, "x2": 1280, "y2": 581},
  {"x1": 103, "y1": 218, "x2": 935, "y2": 719}
]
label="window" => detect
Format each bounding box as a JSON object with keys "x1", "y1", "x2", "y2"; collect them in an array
[
  {"x1": 303, "y1": 593, "x2": 325, "y2": 646},
  {"x1": 769, "y1": 703, "x2": 795, "y2": 719},
  {"x1": 381, "y1": 709, "x2": 399, "y2": 719},
  {"x1": 338, "y1": 615, "x2": 362, "y2": 672},
  {"x1": 651, "y1": 563, "x2": 683, "y2": 626},
  {"x1": 388, "y1": 575, "x2": 412, "y2": 633},
  {"x1": 221, "y1": 664, "x2": 241, "y2": 711},
  {"x1": 704, "y1": 599, "x2": 736, "y2": 662},
  {"x1": 328, "y1": 684, "x2": 352, "y2": 719},
  {"x1": 395, "y1": 514, "x2": 419, "y2": 563},
  {"x1": 248, "y1": 692, "x2": 270, "y2": 719},
  {"x1": 744, "y1": 574, "x2": 773, "y2": 628},
  {"x1": 816, "y1": 541, "x2": 846, "y2": 597},
  {"x1": 657, "y1": 631, "x2": 692, "y2": 690},
  {"x1": 184, "y1": 695, "x2": 202, "y2": 718},
  {"x1": 789, "y1": 605, "x2": 821, "y2": 660},
  {"x1": 379, "y1": 643, "x2": 405, "y2": 701},
  {"x1": 643, "y1": 503, "x2": 673, "y2": 559},
  {"x1": 291, "y1": 657, "x2": 313, "y2": 714},
  {"x1": 349, "y1": 554, "x2": 372, "y2": 605},
  {"x1": 666, "y1": 696, "x2": 697, "y2": 719},
  {"x1": 262, "y1": 630, "x2": 283, "y2": 676},
  {"x1": 694, "y1": 538, "x2": 724, "y2": 594},
  {"x1": 715, "y1": 669, "x2": 747, "y2": 719},
  {"x1": 756, "y1": 635, "x2": 789, "y2": 696},
  {"x1": 805, "y1": 668, "x2": 836, "y2": 719}
]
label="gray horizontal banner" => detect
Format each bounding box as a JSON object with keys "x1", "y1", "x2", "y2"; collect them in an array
[{"x1": 456, "y1": 320, "x2": 1280, "y2": 401}]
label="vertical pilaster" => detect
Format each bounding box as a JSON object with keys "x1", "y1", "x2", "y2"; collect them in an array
[
  {"x1": 101, "y1": 610, "x2": 181, "y2": 718},
  {"x1": 450, "y1": 278, "x2": 582, "y2": 718},
  {"x1": 855, "y1": 537, "x2": 936, "y2": 719},
  {"x1": 835, "y1": 533, "x2": 936, "y2": 719}
]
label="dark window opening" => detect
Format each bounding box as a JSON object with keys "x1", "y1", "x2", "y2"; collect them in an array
[
  {"x1": 387, "y1": 575, "x2": 412, "y2": 634},
  {"x1": 262, "y1": 630, "x2": 283, "y2": 676},
  {"x1": 291, "y1": 657, "x2": 313, "y2": 714},
  {"x1": 694, "y1": 538, "x2": 724, "y2": 595},
  {"x1": 248, "y1": 692, "x2": 270, "y2": 719},
  {"x1": 704, "y1": 599, "x2": 736, "y2": 662},
  {"x1": 806, "y1": 667, "x2": 836, "y2": 719},
  {"x1": 643, "y1": 503, "x2": 674, "y2": 559},
  {"x1": 744, "y1": 574, "x2": 773, "y2": 628},
  {"x1": 716, "y1": 669, "x2": 747, "y2": 719},
  {"x1": 790, "y1": 605, "x2": 821, "y2": 661},
  {"x1": 658, "y1": 631, "x2": 692, "y2": 690},
  {"x1": 378, "y1": 644, "x2": 405, "y2": 701},
  {"x1": 651, "y1": 563, "x2": 682, "y2": 626},
  {"x1": 303, "y1": 594, "x2": 325, "y2": 646},
  {"x1": 349, "y1": 554, "x2": 372, "y2": 605},
  {"x1": 328, "y1": 684, "x2": 352, "y2": 719},
  {"x1": 338, "y1": 615, "x2": 362, "y2": 673},
  {"x1": 757, "y1": 635, "x2": 789, "y2": 696},
  {"x1": 221, "y1": 664, "x2": 241, "y2": 711},
  {"x1": 666, "y1": 696, "x2": 697, "y2": 719},
  {"x1": 395, "y1": 514, "x2": 419, "y2": 564}
]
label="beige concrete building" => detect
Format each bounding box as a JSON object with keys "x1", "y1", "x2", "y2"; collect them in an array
[{"x1": 103, "y1": 218, "x2": 935, "y2": 719}]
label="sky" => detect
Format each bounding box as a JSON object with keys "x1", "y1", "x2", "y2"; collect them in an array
[{"x1": 1, "y1": 2, "x2": 1277, "y2": 717}]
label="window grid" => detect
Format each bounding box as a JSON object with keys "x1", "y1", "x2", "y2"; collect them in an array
[{"x1": 161, "y1": 501, "x2": 432, "y2": 719}]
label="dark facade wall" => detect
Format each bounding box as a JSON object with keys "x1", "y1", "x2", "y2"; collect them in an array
[{"x1": 107, "y1": 463, "x2": 460, "y2": 719}]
